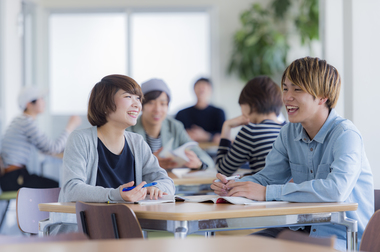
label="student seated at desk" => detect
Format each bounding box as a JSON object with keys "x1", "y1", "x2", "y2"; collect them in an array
[
  {"x1": 0, "y1": 87, "x2": 81, "y2": 191},
  {"x1": 127, "y1": 78, "x2": 214, "y2": 170},
  {"x1": 175, "y1": 78, "x2": 225, "y2": 144},
  {"x1": 211, "y1": 57, "x2": 374, "y2": 251},
  {"x1": 216, "y1": 76, "x2": 286, "y2": 177}
]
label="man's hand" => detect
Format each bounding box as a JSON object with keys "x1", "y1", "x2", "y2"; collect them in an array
[
  {"x1": 184, "y1": 150, "x2": 202, "y2": 169},
  {"x1": 186, "y1": 125, "x2": 211, "y2": 142},
  {"x1": 210, "y1": 173, "x2": 230, "y2": 196},
  {"x1": 226, "y1": 180, "x2": 266, "y2": 201}
]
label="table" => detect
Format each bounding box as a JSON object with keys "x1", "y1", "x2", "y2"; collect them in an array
[
  {"x1": 168, "y1": 170, "x2": 216, "y2": 195},
  {"x1": 0, "y1": 235, "x2": 340, "y2": 252},
  {"x1": 38, "y1": 201, "x2": 358, "y2": 251}
]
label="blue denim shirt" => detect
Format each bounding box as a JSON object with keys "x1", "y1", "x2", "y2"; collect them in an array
[{"x1": 239, "y1": 109, "x2": 374, "y2": 250}]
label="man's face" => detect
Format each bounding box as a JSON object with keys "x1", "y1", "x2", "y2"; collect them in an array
[
  {"x1": 194, "y1": 81, "x2": 212, "y2": 102},
  {"x1": 141, "y1": 92, "x2": 169, "y2": 127},
  {"x1": 282, "y1": 77, "x2": 323, "y2": 126}
]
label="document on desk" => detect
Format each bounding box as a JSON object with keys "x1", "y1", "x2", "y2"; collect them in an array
[
  {"x1": 110, "y1": 195, "x2": 176, "y2": 205},
  {"x1": 174, "y1": 195, "x2": 289, "y2": 205}
]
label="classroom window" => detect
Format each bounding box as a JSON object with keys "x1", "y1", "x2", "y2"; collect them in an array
[{"x1": 49, "y1": 11, "x2": 210, "y2": 115}]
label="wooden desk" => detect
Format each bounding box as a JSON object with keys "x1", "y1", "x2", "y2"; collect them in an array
[
  {"x1": 0, "y1": 235, "x2": 339, "y2": 252},
  {"x1": 39, "y1": 201, "x2": 358, "y2": 251}
]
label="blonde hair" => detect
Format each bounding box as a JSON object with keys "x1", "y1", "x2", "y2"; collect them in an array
[{"x1": 281, "y1": 57, "x2": 341, "y2": 109}]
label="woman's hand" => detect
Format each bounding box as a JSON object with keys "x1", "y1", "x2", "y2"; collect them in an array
[
  {"x1": 119, "y1": 181, "x2": 147, "y2": 202},
  {"x1": 184, "y1": 150, "x2": 202, "y2": 169},
  {"x1": 153, "y1": 147, "x2": 178, "y2": 169},
  {"x1": 220, "y1": 115, "x2": 250, "y2": 140},
  {"x1": 146, "y1": 186, "x2": 168, "y2": 200}
]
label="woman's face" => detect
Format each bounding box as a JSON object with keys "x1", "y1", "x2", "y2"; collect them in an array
[
  {"x1": 141, "y1": 92, "x2": 169, "y2": 127},
  {"x1": 106, "y1": 89, "x2": 142, "y2": 128},
  {"x1": 27, "y1": 98, "x2": 45, "y2": 114}
]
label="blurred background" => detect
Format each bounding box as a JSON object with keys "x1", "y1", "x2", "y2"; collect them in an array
[{"x1": 0, "y1": 0, "x2": 379, "y2": 186}]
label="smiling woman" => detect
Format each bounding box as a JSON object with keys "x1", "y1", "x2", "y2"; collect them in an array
[{"x1": 53, "y1": 74, "x2": 175, "y2": 233}]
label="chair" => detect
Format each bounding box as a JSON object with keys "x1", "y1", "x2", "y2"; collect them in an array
[
  {"x1": 76, "y1": 201, "x2": 143, "y2": 239},
  {"x1": 374, "y1": 189, "x2": 380, "y2": 211},
  {"x1": 0, "y1": 232, "x2": 88, "y2": 244},
  {"x1": 277, "y1": 229, "x2": 336, "y2": 248},
  {"x1": 16, "y1": 187, "x2": 61, "y2": 234},
  {"x1": 360, "y1": 210, "x2": 380, "y2": 252}
]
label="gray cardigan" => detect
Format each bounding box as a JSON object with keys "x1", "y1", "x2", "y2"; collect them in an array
[
  {"x1": 52, "y1": 126, "x2": 175, "y2": 232},
  {"x1": 59, "y1": 126, "x2": 175, "y2": 203},
  {"x1": 126, "y1": 116, "x2": 214, "y2": 169}
]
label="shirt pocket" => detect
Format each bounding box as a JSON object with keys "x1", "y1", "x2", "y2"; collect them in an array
[
  {"x1": 289, "y1": 162, "x2": 309, "y2": 183},
  {"x1": 315, "y1": 163, "x2": 331, "y2": 179}
]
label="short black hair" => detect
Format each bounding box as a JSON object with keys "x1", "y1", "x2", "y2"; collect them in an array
[
  {"x1": 142, "y1": 91, "x2": 170, "y2": 107},
  {"x1": 194, "y1": 77, "x2": 212, "y2": 88}
]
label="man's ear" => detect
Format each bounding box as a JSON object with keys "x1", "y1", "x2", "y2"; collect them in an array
[{"x1": 318, "y1": 97, "x2": 328, "y2": 105}]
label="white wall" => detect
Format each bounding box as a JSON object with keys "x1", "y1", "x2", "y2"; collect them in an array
[
  {"x1": 0, "y1": 0, "x2": 23, "y2": 129},
  {"x1": 323, "y1": 0, "x2": 380, "y2": 188}
]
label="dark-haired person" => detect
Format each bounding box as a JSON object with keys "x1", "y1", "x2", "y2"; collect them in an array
[
  {"x1": 175, "y1": 78, "x2": 225, "y2": 143},
  {"x1": 212, "y1": 57, "x2": 373, "y2": 250},
  {"x1": 216, "y1": 76, "x2": 286, "y2": 177},
  {"x1": 0, "y1": 87, "x2": 81, "y2": 191},
  {"x1": 58, "y1": 75, "x2": 175, "y2": 212},
  {"x1": 127, "y1": 78, "x2": 214, "y2": 170}
]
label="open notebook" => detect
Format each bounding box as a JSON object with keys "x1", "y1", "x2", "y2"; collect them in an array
[{"x1": 113, "y1": 194, "x2": 288, "y2": 205}]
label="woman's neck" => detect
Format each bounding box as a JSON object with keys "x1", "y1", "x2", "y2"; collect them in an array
[
  {"x1": 141, "y1": 117, "x2": 161, "y2": 138},
  {"x1": 23, "y1": 111, "x2": 37, "y2": 119},
  {"x1": 97, "y1": 123, "x2": 125, "y2": 154}
]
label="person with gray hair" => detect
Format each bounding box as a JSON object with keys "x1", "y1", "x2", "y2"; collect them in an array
[
  {"x1": 127, "y1": 78, "x2": 214, "y2": 170},
  {"x1": 0, "y1": 86, "x2": 81, "y2": 191}
]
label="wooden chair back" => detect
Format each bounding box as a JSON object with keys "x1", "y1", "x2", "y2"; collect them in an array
[
  {"x1": 16, "y1": 187, "x2": 61, "y2": 234},
  {"x1": 360, "y1": 210, "x2": 380, "y2": 252},
  {"x1": 374, "y1": 189, "x2": 380, "y2": 211},
  {"x1": 277, "y1": 229, "x2": 336, "y2": 248},
  {"x1": 76, "y1": 201, "x2": 143, "y2": 240}
]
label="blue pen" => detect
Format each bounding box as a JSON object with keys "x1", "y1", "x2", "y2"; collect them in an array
[{"x1": 122, "y1": 182, "x2": 157, "y2": 192}]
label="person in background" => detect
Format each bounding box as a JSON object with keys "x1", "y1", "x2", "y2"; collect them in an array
[
  {"x1": 127, "y1": 78, "x2": 214, "y2": 170},
  {"x1": 175, "y1": 78, "x2": 225, "y2": 144},
  {"x1": 212, "y1": 57, "x2": 373, "y2": 251},
  {"x1": 216, "y1": 76, "x2": 286, "y2": 177},
  {"x1": 0, "y1": 86, "x2": 81, "y2": 191}
]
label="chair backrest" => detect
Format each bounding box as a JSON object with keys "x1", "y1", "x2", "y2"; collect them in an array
[
  {"x1": 277, "y1": 229, "x2": 336, "y2": 248},
  {"x1": 0, "y1": 232, "x2": 88, "y2": 244},
  {"x1": 374, "y1": 189, "x2": 380, "y2": 212},
  {"x1": 76, "y1": 201, "x2": 143, "y2": 240},
  {"x1": 360, "y1": 209, "x2": 380, "y2": 252},
  {"x1": 16, "y1": 187, "x2": 61, "y2": 234}
]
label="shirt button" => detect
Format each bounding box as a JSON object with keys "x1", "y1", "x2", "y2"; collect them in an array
[
  {"x1": 303, "y1": 138, "x2": 307, "y2": 141},
  {"x1": 310, "y1": 148, "x2": 313, "y2": 151},
  {"x1": 313, "y1": 229, "x2": 316, "y2": 232},
  {"x1": 310, "y1": 170, "x2": 313, "y2": 173}
]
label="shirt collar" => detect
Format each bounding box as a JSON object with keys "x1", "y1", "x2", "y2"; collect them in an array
[{"x1": 294, "y1": 109, "x2": 339, "y2": 143}]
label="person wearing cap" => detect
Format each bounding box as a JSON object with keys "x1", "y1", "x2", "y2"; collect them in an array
[
  {"x1": 175, "y1": 78, "x2": 225, "y2": 144},
  {"x1": 0, "y1": 86, "x2": 81, "y2": 191},
  {"x1": 127, "y1": 78, "x2": 214, "y2": 170}
]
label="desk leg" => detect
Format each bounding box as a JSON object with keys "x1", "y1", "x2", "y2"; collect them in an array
[
  {"x1": 331, "y1": 212, "x2": 358, "y2": 251},
  {"x1": 174, "y1": 221, "x2": 188, "y2": 239},
  {"x1": 205, "y1": 232, "x2": 215, "y2": 237}
]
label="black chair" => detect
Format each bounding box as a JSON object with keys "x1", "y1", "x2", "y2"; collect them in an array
[{"x1": 76, "y1": 201, "x2": 143, "y2": 240}]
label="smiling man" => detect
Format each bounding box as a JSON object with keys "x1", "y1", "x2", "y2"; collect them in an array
[{"x1": 211, "y1": 57, "x2": 374, "y2": 250}]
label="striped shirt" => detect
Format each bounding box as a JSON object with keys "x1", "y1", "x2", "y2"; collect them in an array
[
  {"x1": 216, "y1": 120, "x2": 286, "y2": 176},
  {"x1": 145, "y1": 133, "x2": 162, "y2": 153},
  {"x1": 1, "y1": 114, "x2": 69, "y2": 167}
]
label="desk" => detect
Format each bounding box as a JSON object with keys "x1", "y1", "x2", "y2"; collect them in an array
[
  {"x1": 0, "y1": 235, "x2": 339, "y2": 252},
  {"x1": 39, "y1": 201, "x2": 358, "y2": 251},
  {"x1": 168, "y1": 170, "x2": 216, "y2": 195}
]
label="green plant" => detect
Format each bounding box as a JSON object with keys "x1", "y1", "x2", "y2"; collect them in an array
[{"x1": 228, "y1": 0, "x2": 319, "y2": 82}]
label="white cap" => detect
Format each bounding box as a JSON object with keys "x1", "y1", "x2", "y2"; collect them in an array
[{"x1": 18, "y1": 86, "x2": 47, "y2": 110}]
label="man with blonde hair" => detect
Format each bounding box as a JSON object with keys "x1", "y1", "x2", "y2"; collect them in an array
[{"x1": 212, "y1": 57, "x2": 373, "y2": 250}]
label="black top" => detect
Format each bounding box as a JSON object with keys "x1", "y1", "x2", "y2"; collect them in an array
[
  {"x1": 175, "y1": 105, "x2": 226, "y2": 137},
  {"x1": 96, "y1": 138, "x2": 135, "y2": 189}
]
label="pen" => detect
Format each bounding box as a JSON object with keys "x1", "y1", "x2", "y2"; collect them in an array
[
  {"x1": 214, "y1": 175, "x2": 240, "y2": 183},
  {"x1": 122, "y1": 182, "x2": 157, "y2": 192}
]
